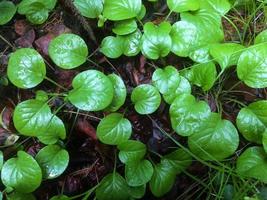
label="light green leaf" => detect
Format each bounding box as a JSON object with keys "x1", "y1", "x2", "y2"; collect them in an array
[
  {"x1": 0, "y1": 151, "x2": 3, "y2": 170},
  {"x1": 167, "y1": 0, "x2": 200, "y2": 13},
  {"x1": 112, "y1": 19, "x2": 137, "y2": 35},
  {"x1": 255, "y1": 29, "x2": 267, "y2": 44},
  {"x1": 7, "y1": 192, "x2": 36, "y2": 200},
  {"x1": 0, "y1": 1, "x2": 17, "y2": 25},
  {"x1": 1, "y1": 151, "x2": 42, "y2": 193},
  {"x1": 26, "y1": 8, "x2": 48, "y2": 24},
  {"x1": 118, "y1": 30, "x2": 142, "y2": 56},
  {"x1": 170, "y1": 94, "x2": 211, "y2": 136},
  {"x1": 137, "y1": 4, "x2": 146, "y2": 20},
  {"x1": 74, "y1": 0, "x2": 103, "y2": 18},
  {"x1": 189, "y1": 45, "x2": 211, "y2": 63},
  {"x1": 68, "y1": 70, "x2": 114, "y2": 111},
  {"x1": 188, "y1": 113, "x2": 239, "y2": 161},
  {"x1": 131, "y1": 84, "x2": 161, "y2": 115},
  {"x1": 100, "y1": 36, "x2": 123, "y2": 58},
  {"x1": 96, "y1": 113, "x2": 132, "y2": 145},
  {"x1": 7, "y1": 48, "x2": 46, "y2": 89},
  {"x1": 48, "y1": 34, "x2": 88, "y2": 69}
]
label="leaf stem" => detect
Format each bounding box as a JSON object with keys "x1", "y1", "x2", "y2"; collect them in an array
[{"x1": 45, "y1": 76, "x2": 68, "y2": 91}]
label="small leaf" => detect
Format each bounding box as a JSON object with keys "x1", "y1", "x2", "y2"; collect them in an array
[
  {"x1": 1, "y1": 151, "x2": 42, "y2": 193},
  {"x1": 112, "y1": 19, "x2": 137, "y2": 36},
  {"x1": 255, "y1": 29, "x2": 267, "y2": 44},
  {"x1": 35, "y1": 145, "x2": 69, "y2": 179},
  {"x1": 7, "y1": 48, "x2": 46, "y2": 89},
  {"x1": 0, "y1": 151, "x2": 3, "y2": 170},
  {"x1": 68, "y1": 70, "x2": 114, "y2": 111},
  {"x1": 170, "y1": 94, "x2": 211, "y2": 136},
  {"x1": 131, "y1": 84, "x2": 161, "y2": 115},
  {"x1": 118, "y1": 30, "x2": 142, "y2": 56},
  {"x1": 26, "y1": 8, "x2": 49, "y2": 24},
  {"x1": 95, "y1": 173, "x2": 130, "y2": 200},
  {"x1": 96, "y1": 113, "x2": 132, "y2": 145},
  {"x1": 0, "y1": 1, "x2": 17, "y2": 25},
  {"x1": 7, "y1": 192, "x2": 36, "y2": 200},
  {"x1": 167, "y1": 0, "x2": 200, "y2": 13},
  {"x1": 129, "y1": 185, "x2": 146, "y2": 199},
  {"x1": 50, "y1": 195, "x2": 70, "y2": 200},
  {"x1": 125, "y1": 160, "x2": 154, "y2": 186},
  {"x1": 74, "y1": 0, "x2": 103, "y2": 19},
  {"x1": 100, "y1": 36, "x2": 123, "y2": 58},
  {"x1": 48, "y1": 34, "x2": 88, "y2": 69}
]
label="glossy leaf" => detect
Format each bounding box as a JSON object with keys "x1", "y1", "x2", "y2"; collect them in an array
[
  {"x1": 167, "y1": 0, "x2": 200, "y2": 13},
  {"x1": 96, "y1": 113, "x2": 132, "y2": 145},
  {"x1": 152, "y1": 66, "x2": 180, "y2": 94},
  {"x1": 112, "y1": 19, "x2": 137, "y2": 35},
  {"x1": 7, "y1": 48, "x2": 46, "y2": 89},
  {"x1": 118, "y1": 140, "x2": 146, "y2": 164},
  {"x1": 141, "y1": 22, "x2": 172, "y2": 59},
  {"x1": 189, "y1": 45, "x2": 211, "y2": 63},
  {"x1": 95, "y1": 172, "x2": 130, "y2": 200},
  {"x1": 48, "y1": 34, "x2": 88, "y2": 69},
  {"x1": 118, "y1": 30, "x2": 142, "y2": 56},
  {"x1": 1, "y1": 151, "x2": 42, "y2": 193},
  {"x1": 103, "y1": 0, "x2": 142, "y2": 21},
  {"x1": 74, "y1": 0, "x2": 103, "y2": 18},
  {"x1": 131, "y1": 84, "x2": 161, "y2": 115},
  {"x1": 255, "y1": 29, "x2": 267, "y2": 44},
  {"x1": 7, "y1": 192, "x2": 36, "y2": 200},
  {"x1": 68, "y1": 70, "x2": 114, "y2": 111},
  {"x1": 0, "y1": 1, "x2": 17, "y2": 25},
  {"x1": 100, "y1": 36, "x2": 123, "y2": 58},
  {"x1": 188, "y1": 113, "x2": 239, "y2": 161},
  {"x1": 36, "y1": 145, "x2": 69, "y2": 179},
  {"x1": 170, "y1": 94, "x2": 211, "y2": 136}
]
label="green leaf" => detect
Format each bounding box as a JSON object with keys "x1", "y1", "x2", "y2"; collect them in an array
[
  {"x1": 167, "y1": 0, "x2": 200, "y2": 13},
  {"x1": 48, "y1": 34, "x2": 88, "y2": 69},
  {"x1": 95, "y1": 173, "x2": 130, "y2": 200},
  {"x1": 0, "y1": 151, "x2": 3, "y2": 170},
  {"x1": 112, "y1": 19, "x2": 137, "y2": 36},
  {"x1": 129, "y1": 185, "x2": 146, "y2": 199},
  {"x1": 200, "y1": 0, "x2": 231, "y2": 16},
  {"x1": 209, "y1": 43, "x2": 245, "y2": 70},
  {"x1": 170, "y1": 94, "x2": 211, "y2": 136},
  {"x1": 0, "y1": 1, "x2": 17, "y2": 25},
  {"x1": 236, "y1": 100, "x2": 267, "y2": 144},
  {"x1": 74, "y1": 0, "x2": 103, "y2": 18},
  {"x1": 106, "y1": 74, "x2": 127, "y2": 112},
  {"x1": 96, "y1": 113, "x2": 132, "y2": 145},
  {"x1": 68, "y1": 70, "x2": 114, "y2": 111},
  {"x1": 141, "y1": 22, "x2": 172, "y2": 59},
  {"x1": 149, "y1": 160, "x2": 176, "y2": 197},
  {"x1": 118, "y1": 140, "x2": 147, "y2": 164},
  {"x1": 7, "y1": 48, "x2": 46, "y2": 89},
  {"x1": 35, "y1": 145, "x2": 69, "y2": 179},
  {"x1": 163, "y1": 76, "x2": 191, "y2": 104},
  {"x1": 152, "y1": 66, "x2": 180, "y2": 94},
  {"x1": 188, "y1": 113, "x2": 239, "y2": 161},
  {"x1": 137, "y1": 4, "x2": 146, "y2": 20},
  {"x1": 100, "y1": 36, "x2": 123, "y2": 58},
  {"x1": 1, "y1": 151, "x2": 42, "y2": 193},
  {"x1": 255, "y1": 29, "x2": 267, "y2": 44},
  {"x1": 131, "y1": 84, "x2": 161, "y2": 115},
  {"x1": 13, "y1": 99, "x2": 52, "y2": 137},
  {"x1": 50, "y1": 195, "x2": 70, "y2": 200},
  {"x1": 236, "y1": 147, "x2": 267, "y2": 182},
  {"x1": 7, "y1": 192, "x2": 36, "y2": 200},
  {"x1": 35, "y1": 90, "x2": 49, "y2": 102},
  {"x1": 103, "y1": 0, "x2": 142, "y2": 21},
  {"x1": 118, "y1": 30, "x2": 142, "y2": 56},
  {"x1": 125, "y1": 160, "x2": 154, "y2": 186},
  {"x1": 237, "y1": 44, "x2": 267, "y2": 88},
  {"x1": 189, "y1": 45, "x2": 211, "y2": 63},
  {"x1": 26, "y1": 8, "x2": 48, "y2": 24}
]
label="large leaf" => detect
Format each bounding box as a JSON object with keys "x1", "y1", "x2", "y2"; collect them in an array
[
  {"x1": 0, "y1": 1, "x2": 17, "y2": 25},
  {"x1": 170, "y1": 94, "x2": 211, "y2": 136},
  {"x1": 167, "y1": 0, "x2": 200, "y2": 13},
  {"x1": 236, "y1": 100, "x2": 267, "y2": 144},
  {"x1": 112, "y1": 19, "x2": 137, "y2": 36},
  {"x1": 236, "y1": 147, "x2": 267, "y2": 182},
  {"x1": 7, "y1": 48, "x2": 46, "y2": 89},
  {"x1": 95, "y1": 173, "x2": 130, "y2": 200},
  {"x1": 118, "y1": 140, "x2": 147, "y2": 164},
  {"x1": 255, "y1": 29, "x2": 267, "y2": 44},
  {"x1": 74, "y1": 0, "x2": 103, "y2": 18},
  {"x1": 152, "y1": 66, "x2": 180, "y2": 94},
  {"x1": 237, "y1": 44, "x2": 267, "y2": 88},
  {"x1": 68, "y1": 70, "x2": 114, "y2": 111},
  {"x1": 209, "y1": 43, "x2": 245, "y2": 70},
  {"x1": 35, "y1": 145, "x2": 69, "y2": 179},
  {"x1": 103, "y1": 0, "x2": 142, "y2": 21},
  {"x1": 48, "y1": 34, "x2": 88, "y2": 69},
  {"x1": 125, "y1": 159, "x2": 154, "y2": 186},
  {"x1": 96, "y1": 113, "x2": 132, "y2": 145},
  {"x1": 131, "y1": 84, "x2": 161, "y2": 115},
  {"x1": 1, "y1": 151, "x2": 42, "y2": 193},
  {"x1": 188, "y1": 113, "x2": 239, "y2": 161},
  {"x1": 141, "y1": 22, "x2": 172, "y2": 60}
]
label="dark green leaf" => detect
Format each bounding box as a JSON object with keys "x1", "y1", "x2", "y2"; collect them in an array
[
  {"x1": 7, "y1": 192, "x2": 36, "y2": 200},
  {"x1": 129, "y1": 185, "x2": 146, "y2": 199},
  {"x1": 50, "y1": 195, "x2": 70, "y2": 200},
  {"x1": 0, "y1": 1, "x2": 17, "y2": 25}
]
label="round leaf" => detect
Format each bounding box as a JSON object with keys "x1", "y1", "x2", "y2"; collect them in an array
[
  {"x1": 112, "y1": 19, "x2": 137, "y2": 36},
  {"x1": 118, "y1": 30, "x2": 142, "y2": 57},
  {"x1": 68, "y1": 70, "x2": 114, "y2": 111},
  {"x1": 167, "y1": 0, "x2": 200, "y2": 13},
  {"x1": 0, "y1": 1, "x2": 17, "y2": 25},
  {"x1": 7, "y1": 48, "x2": 46, "y2": 89},
  {"x1": 1, "y1": 151, "x2": 42, "y2": 193},
  {"x1": 74, "y1": 0, "x2": 103, "y2": 18},
  {"x1": 100, "y1": 36, "x2": 123, "y2": 58},
  {"x1": 26, "y1": 8, "x2": 49, "y2": 24},
  {"x1": 255, "y1": 29, "x2": 267, "y2": 44},
  {"x1": 48, "y1": 34, "x2": 88, "y2": 69},
  {"x1": 131, "y1": 84, "x2": 161, "y2": 115},
  {"x1": 7, "y1": 192, "x2": 36, "y2": 200},
  {"x1": 96, "y1": 113, "x2": 132, "y2": 145}
]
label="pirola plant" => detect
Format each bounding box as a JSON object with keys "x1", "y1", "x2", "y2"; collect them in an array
[{"x1": 1, "y1": 0, "x2": 267, "y2": 199}]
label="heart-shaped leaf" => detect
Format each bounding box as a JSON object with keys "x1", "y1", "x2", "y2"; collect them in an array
[
  {"x1": 1, "y1": 151, "x2": 42, "y2": 193},
  {"x1": 96, "y1": 113, "x2": 132, "y2": 145},
  {"x1": 48, "y1": 34, "x2": 88, "y2": 69},
  {"x1": 74, "y1": 0, "x2": 103, "y2": 19},
  {"x1": 188, "y1": 113, "x2": 239, "y2": 161},
  {"x1": 7, "y1": 48, "x2": 46, "y2": 89},
  {"x1": 0, "y1": 1, "x2": 17, "y2": 25},
  {"x1": 100, "y1": 36, "x2": 123, "y2": 58},
  {"x1": 131, "y1": 84, "x2": 161, "y2": 115},
  {"x1": 170, "y1": 94, "x2": 211, "y2": 136},
  {"x1": 167, "y1": 0, "x2": 200, "y2": 13},
  {"x1": 68, "y1": 70, "x2": 114, "y2": 111},
  {"x1": 118, "y1": 30, "x2": 142, "y2": 56},
  {"x1": 35, "y1": 145, "x2": 69, "y2": 179},
  {"x1": 255, "y1": 29, "x2": 267, "y2": 44},
  {"x1": 112, "y1": 19, "x2": 137, "y2": 35}
]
